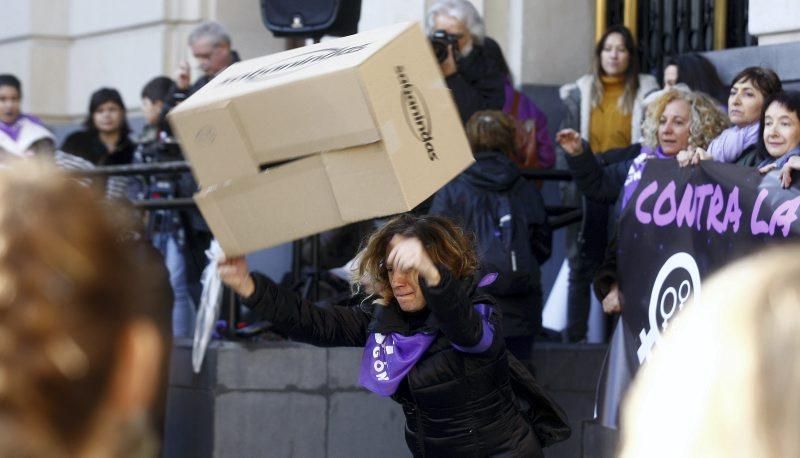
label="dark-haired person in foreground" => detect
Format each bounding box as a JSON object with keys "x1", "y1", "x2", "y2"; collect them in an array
[{"x1": 219, "y1": 214, "x2": 546, "y2": 457}]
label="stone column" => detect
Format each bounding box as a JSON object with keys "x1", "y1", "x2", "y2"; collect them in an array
[
  {"x1": 749, "y1": 0, "x2": 800, "y2": 45},
  {"x1": 0, "y1": 0, "x2": 70, "y2": 121},
  {"x1": 0, "y1": 0, "x2": 287, "y2": 122},
  {"x1": 481, "y1": 0, "x2": 598, "y2": 86}
]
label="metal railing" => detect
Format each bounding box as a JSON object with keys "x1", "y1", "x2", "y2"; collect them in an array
[
  {"x1": 84, "y1": 160, "x2": 582, "y2": 306},
  {"x1": 596, "y1": 0, "x2": 754, "y2": 74},
  {"x1": 81, "y1": 160, "x2": 582, "y2": 227}
]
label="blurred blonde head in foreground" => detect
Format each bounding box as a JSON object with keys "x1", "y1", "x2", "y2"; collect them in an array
[
  {"x1": 0, "y1": 160, "x2": 170, "y2": 457},
  {"x1": 620, "y1": 246, "x2": 800, "y2": 458}
]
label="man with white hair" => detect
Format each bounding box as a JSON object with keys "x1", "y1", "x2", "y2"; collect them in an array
[
  {"x1": 426, "y1": 0, "x2": 505, "y2": 123},
  {"x1": 173, "y1": 20, "x2": 241, "y2": 101}
]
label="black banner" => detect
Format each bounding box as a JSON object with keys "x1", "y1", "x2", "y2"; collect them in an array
[{"x1": 595, "y1": 160, "x2": 800, "y2": 428}]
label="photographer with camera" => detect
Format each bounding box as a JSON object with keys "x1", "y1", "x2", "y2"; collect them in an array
[
  {"x1": 426, "y1": 0, "x2": 505, "y2": 124},
  {"x1": 132, "y1": 76, "x2": 204, "y2": 338}
]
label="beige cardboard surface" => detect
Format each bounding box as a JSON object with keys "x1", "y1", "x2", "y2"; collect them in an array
[
  {"x1": 169, "y1": 23, "x2": 413, "y2": 187},
  {"x1": 358, "y1": 25, "x2": 470, "y2": 209},
  {"x1": 195, "y1": 154, "x2": 345, "y2": 256},
  {"x1": 321, "y1": 142, "x2": 406, "y2": 222},
  {"x1": 174, "y1": 22, "x2": 474, "y2": 255},
  {"x1": 231, "y1": 68, "x2": 378, "y2": 164},
  {"x1": 196, "y1": 142, "x2": 410, "y2": 256},
  {"x1": 170, "y1": 99, "x2": 260, "y2": 187},
  {"x1": 179, "y1": 22, "x2": 411, "y2": 108}
]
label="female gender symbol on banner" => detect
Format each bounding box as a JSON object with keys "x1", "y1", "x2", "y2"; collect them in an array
[
  {"x1": 659, "y1": 279, "x2": 691, "y2": 331},
  {"x1": 637, "y1": 252, "x2": 701, "y2": 364}
]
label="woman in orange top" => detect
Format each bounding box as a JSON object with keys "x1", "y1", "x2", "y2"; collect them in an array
[{"x1": 557, "y1": 25, "x2": 658, "y2": 343}]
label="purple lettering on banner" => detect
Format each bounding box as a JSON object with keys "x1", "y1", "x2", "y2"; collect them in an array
[
  {"x1": 636, "y1": 181, "x2": 659, "y2": 224},
  {"x1": 707, "y1": 185, "x2": 726, "y2": 233},
  {"x1": 751, "y1": 189, "x2": 770, "y2": 235},
  {"x1": 724, "y1": 187, "x2": 742, "y2": 233},
  {"x1": 693, "y1": 184, "x2": 715, "y2": 230},
  {"x1": 769, "y1": 195, "x2": 800, "y2": 237},
  {"x1": 653, "y1": 181, "x2": 677, "y2": 226},
  {"x1": 676, "y1": 184, "x2": 695, "y2": 228}
]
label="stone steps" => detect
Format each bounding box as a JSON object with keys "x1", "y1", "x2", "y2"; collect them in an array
[{"x1": 163, "y1": 340, "x2": 610, "y2": 457}]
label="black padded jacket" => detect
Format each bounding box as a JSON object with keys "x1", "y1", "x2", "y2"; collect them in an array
[{"x1": 243, "y1": 269, "x2": 543, "y2": 457}]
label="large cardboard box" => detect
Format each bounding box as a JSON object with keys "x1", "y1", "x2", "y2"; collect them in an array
[{"x1": 169, "y1": 22, "x2": 473, "y2": 256}]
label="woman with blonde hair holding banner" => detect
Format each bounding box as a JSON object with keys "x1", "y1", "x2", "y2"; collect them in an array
[{"x1": 556, "y1": 88, "x2": 728, "y2": 313}]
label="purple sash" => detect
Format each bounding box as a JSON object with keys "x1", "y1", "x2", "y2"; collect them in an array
[
  {"x1": 0, "y1": 115, "x2": 44, "y2": 142},
  {"x1": 359, "y1": 331, "x2": 436, "y2": 396},
  {"x1": 359, "y1": 274, "x2": 498, "y2": 397},
  {"x1": 621, "y1": 145, "x2": 670, "y2": 209}
]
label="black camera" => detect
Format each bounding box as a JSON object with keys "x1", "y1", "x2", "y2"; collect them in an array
[
  {"x1": 132, "y1": 137, "x2": 186, "y2": 202},
  {"x1": 430, "y1": 29, "x2": 460, "y2": 63}
]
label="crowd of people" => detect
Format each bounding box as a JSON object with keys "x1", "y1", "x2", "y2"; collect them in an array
[
  {"x1": 0, "y1": 20, "x2": 241, "y2": 340},
  {"x1": 0, "y1": 0, "x2": 799, "y2": 455},
  {"x1": 224, "y1": 0, "x2": 800, "y2": 455},
  {"x1": 556, "y1": 24, "x2": 659, "y2": 342}
]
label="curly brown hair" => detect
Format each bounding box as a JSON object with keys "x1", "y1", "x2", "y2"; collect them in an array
[
  {"x1": 0, "y1": 161, "x2": 169, "y2": 455},
  {"x1": 641, "y1": 89, "x2": 730, "y2": 151},
  {"x1": 355, "y1": 214, "x2": 478, "y2": 301}
]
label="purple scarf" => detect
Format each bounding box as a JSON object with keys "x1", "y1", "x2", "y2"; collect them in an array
[
  {"x1": 708, "y1": 123, "x2": 759, "y2": 163},
  {"x1": 758, "y1": 145, "x2": 800, "y2": 170},
  {"x1": 359, "y1": 274, "x2": 498, "y2": 397},
  {"x1": 0, "y1": 114, "x2": 45, "y2": 142},
  {"x1": 359, "y1": 331, "x2": 436, "y2": 396},
  {"x1": 621, "y1": 145, "x2": 671, "y2": 209}
]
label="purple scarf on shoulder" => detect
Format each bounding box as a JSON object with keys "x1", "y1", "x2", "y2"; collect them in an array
[
  {"x1": 358, "y1": 275, "x2": 498, "y2": 397},
  {"x1": 621, "y1": 145, "x2": 671, "y2": 209},
  {"x1": 0, "y1": 114, "x2": 45, "y2": 142},
  {"x1": 707, "y1": 123, "x2": 759, "y2": 163}
]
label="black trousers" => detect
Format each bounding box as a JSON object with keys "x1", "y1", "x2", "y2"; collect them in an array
[{"x1": 565, "y1": 197, "x2": 611, "y2": 342}]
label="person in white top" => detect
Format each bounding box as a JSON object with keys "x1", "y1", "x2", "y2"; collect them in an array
[{"x1": 0, "y1": 74, "x2": 57, "y2": 158}]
